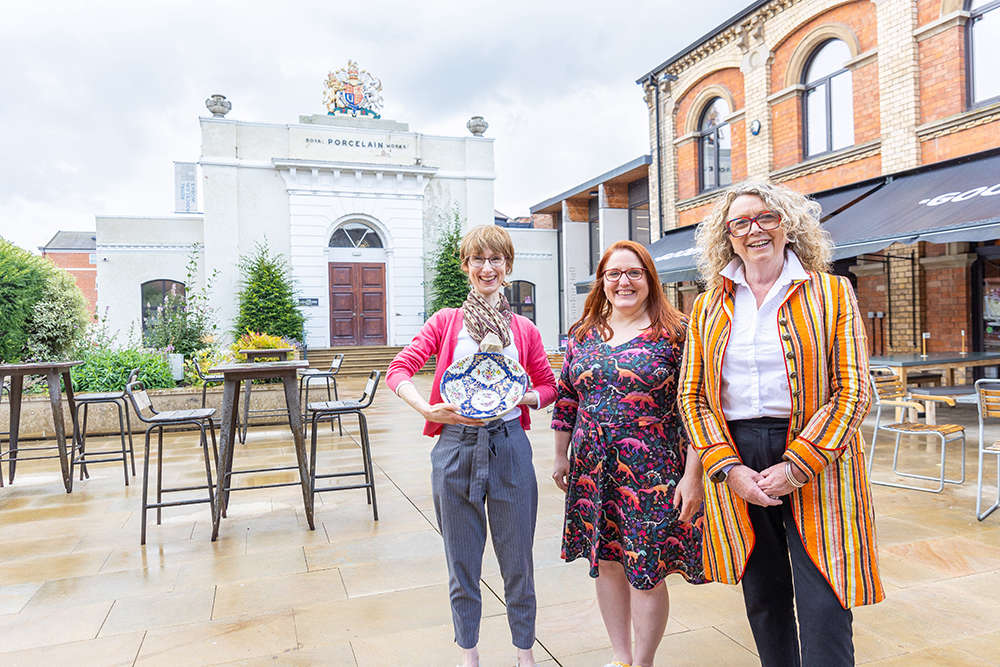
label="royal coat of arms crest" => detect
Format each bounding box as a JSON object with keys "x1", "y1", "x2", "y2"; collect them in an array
[{"x1": 324, "y1": 61, "x2": 383, "y2": 118}]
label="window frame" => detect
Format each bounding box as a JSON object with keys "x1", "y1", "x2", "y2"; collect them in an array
[
  {"x1": 140, "y1": 279, "x2": 185, "y2": 335},
  {"x1": 627, "y1": 177, "x2": 650, "y2": 246},
  {"x1": 967, "y1": 0, "x2": 1000, "y2": 109},
  {"x1": 801, "y1": 39, "x2": 854, "y2": 159},
  {"x1": 697, "y1": 98, "x2": 732, "y2": 194},
  {"x1": 588, "y1": 196, "x2": 600, "y2": 274},
  {"x1": 329, "y1": 221, "x2": 384, "y2": 249},
  {"x1": 504, "y1": 280, "x2": 536, "y2": 323}
]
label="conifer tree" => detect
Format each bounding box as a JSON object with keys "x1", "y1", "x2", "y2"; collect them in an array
[
  {"x1": 233, "y1": 241, "x2": 305, "y2": 342},
  {"x1": 428, "y1": 215, "x2": 469, "y2": 315}
]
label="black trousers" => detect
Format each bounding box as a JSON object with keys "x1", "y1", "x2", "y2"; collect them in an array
[{"x1": 729, "y1": 418, "x2": 854, "y2": 667}]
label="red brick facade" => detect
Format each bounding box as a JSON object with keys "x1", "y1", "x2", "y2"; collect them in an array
[
  {"x1": 44, "y1": 251, "x2": 98, "y2": 317},
  {"x1": 648, "y1": 0, "x2": 1000, "y2": 353}
]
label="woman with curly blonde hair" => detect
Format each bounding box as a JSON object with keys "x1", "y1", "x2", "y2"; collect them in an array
[{"x1": 678, "y1": 181, "x2": 883, "y2": 666}]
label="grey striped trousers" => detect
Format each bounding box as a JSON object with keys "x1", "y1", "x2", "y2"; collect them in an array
[{"x1": 432, "y1": 419, "x2": 538, "y2": 649}]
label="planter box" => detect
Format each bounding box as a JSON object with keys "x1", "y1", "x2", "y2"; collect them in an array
[{"x1": 0, "y1": 385, "x2": 295, "y2": 440}]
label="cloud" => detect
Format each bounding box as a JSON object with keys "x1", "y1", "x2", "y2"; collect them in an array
[{"x1": 0, "y1": 0, "x2": 746, "y2": 250}]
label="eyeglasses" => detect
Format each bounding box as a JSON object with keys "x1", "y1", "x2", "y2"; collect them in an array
[
  {"x1": 726, "y1": 210, "x2": 782, "y2": 237},
  {"x1": 468, "y1": 256, "x2": 506, "y2": 268},
  {"x1": 602, "y1": 268, "x2": 646, "y2": 282}
]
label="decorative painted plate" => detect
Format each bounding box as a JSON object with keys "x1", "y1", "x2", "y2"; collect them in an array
[{"x1": 440, "y1": 352, "x2": 529, "y2": 420}]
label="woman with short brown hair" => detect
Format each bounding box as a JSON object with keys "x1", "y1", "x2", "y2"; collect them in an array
[{"x1": 388, "y1": 224, "x2": 556, "y2": 667}]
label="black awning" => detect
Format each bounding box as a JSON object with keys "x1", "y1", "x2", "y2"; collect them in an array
[
  {"x1": 823, "y1": 150, "x2": 1000, "y2": 252},
  {"x1": 811, "y1": 180, "x2": 884, "y2": 221}
]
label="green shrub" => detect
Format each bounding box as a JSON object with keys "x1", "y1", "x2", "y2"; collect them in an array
[
  {"x1": 428, "y1": 213, "x2": 469, "y2": 315},
  {"x1": 71, "y1": 348, "x2": 175, "y2": 393},
  {"x1": 0, "y1": 238, "x2": 88, "y2": 362},
  {"x1": 233, "y1": 241, "x2": 305, "y2": 342}
]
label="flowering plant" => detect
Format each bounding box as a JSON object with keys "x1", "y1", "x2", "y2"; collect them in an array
[{"x1": 229, "y1": 330, "x2": 297, "y2": 362}]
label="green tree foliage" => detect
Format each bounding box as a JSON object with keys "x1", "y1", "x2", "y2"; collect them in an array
[
  {"x1": 0, "y1": 238, "x2": 88, "y2": 362},
  {"x1": 233, "y1": 241, "x2": 305, "y2": 342},
  {"x1": 428, "y1": 216, "x2": 469, "y2": 315}
]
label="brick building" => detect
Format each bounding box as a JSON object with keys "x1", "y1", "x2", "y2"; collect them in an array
[
  {"x1": 39, "y1": 231, "x2": 98, "y2": 317},
  {"x1": 636, "y1": 0, "x2": 1000, "y2": 357}
]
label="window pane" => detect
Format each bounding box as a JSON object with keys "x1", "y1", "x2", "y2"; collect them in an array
[
  {"x1": 699, "y1": 97, "x2": 730, "y2": 131},
  {"x1": 717, "y1": 123, "x2": 732, "y2": 187},
  {"x1": 589, "y1": 222, "x2": 600, "y2": 273},
  {"x1": 629, "y1": 205, "x2": 650, "y2": 246},
  {"x1": 973, "y1": 8, "x2": 1000, "y2": 103},
  {"x1": 830, "y1": 71, "x2": 855, "y2": 150},
  {"x1": 330, "y1": 222, "x2": 383, "y2": 248},
  {"x1": 329, "y1": 229, "x2": 353, "y2": 247},
  {"x1": 804, "y1": 39, "x2": 851, "y2": 83},
  {"x1": 805, "y1": 85, "x2": 828, "y2": 156},
  {"x1": 701, "y1": 134, "x2": 717, "y2": 189}
]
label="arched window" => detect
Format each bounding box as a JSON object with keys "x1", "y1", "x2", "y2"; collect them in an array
[
  {"x1": 505, "y1": 281, "x2": 536, "y2": 323},
  {"x1": 698, "y1": 97, "x2": 732, "y2": 192},
  {"x1": 803, "y1": 39, "x2": 854, "y2": 157},
  {"x1": 969, "y1": 0, "x2": 1000, "y2": 105},
  {"x1": 329, "y1": 221, "x2": 384, "y2": 248},
  {"x1": 140, "y1": 279, "x2": 185, "y2": 334}
]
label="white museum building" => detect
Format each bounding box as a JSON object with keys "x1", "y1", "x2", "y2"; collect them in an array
[{"x1": 95, "y1": 70, "x2": 560, "y2": 350}]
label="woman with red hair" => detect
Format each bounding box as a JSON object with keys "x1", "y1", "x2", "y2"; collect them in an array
[{"x1": 551, "y1": 240, "x2": 706, "y2": 667}]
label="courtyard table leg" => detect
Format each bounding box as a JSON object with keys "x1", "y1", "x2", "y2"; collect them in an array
[
  {"x1": 212, "y1": 377, "x2": 241, "y2": 541},
  {"x1": 282, "y1": 373, "x2": 314, "y2": 530},
  {"x1": 7, "y1": 375, "x2": 22, "y2": 485},
  {"x1": 46, "y1": 370, "x2": 73, "y2": 493}
]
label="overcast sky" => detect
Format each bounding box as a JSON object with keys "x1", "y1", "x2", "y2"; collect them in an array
[{"x1": 0, "y1": 0, "x2": 746, "y2": 252}]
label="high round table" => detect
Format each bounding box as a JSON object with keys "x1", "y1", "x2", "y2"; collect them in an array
[{"x1": 0, "y1": 361, "x2": 82, "y2": 492}]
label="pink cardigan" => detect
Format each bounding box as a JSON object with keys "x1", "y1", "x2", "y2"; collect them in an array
[{"x1": 387, "y1": 308, "x2": 557, "y2": 437}]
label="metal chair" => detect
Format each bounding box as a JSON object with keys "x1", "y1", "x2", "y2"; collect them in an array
[
  {"x1": 125, "y1": 377, "x2": 220, "y2": 544},
  {"x1": 867, "y1": 366, "x2": 966, "y2": 493},
  {"x1": 193, "y1": 358, "x2": 224, "y2": 409},
  {"x1": 71, "y1": 368, "x2": 138, "y2": 486},
  {"x1": 975, "y1": 379, "x2": 1000, "y2": 520},
  {"x1": 306, "y1": 370, "x2": 380, "y2": 520},
  {"x1": 299, "y1": 353, "x2": 344, "y2": 436}
]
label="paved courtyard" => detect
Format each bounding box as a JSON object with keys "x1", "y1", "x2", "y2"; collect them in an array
[{"x1": 3, "y1": 374, "x2": 1000, "y2": 665}]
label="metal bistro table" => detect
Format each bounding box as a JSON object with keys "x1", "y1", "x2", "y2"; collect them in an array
[
  {"x1": 0, "y1": 361, "x2": 82, "y2": 492},
  {"x1": 870, "y1": 352, "x2": 1000, "y2": 387},
  {"x1": 237, "y1": 348, "x2": 293, "y2": 444},
  {"x1": 208, "y1": 359, "x2": 313, "y2": 540}
]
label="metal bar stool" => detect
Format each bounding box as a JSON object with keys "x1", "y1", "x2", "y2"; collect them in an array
[
  {"x1": 125, "y1": 377, "x2": 220, "y2": 544},
  {"x1": 0, "y1": 379, "x2": 8, "y2": 481},
  {"x1": 306, "y1": 370, "x2": 381, "y2": 520},
  {"x1": 71, "y1": 367, "x2": 138, "y2": 485},
  {"x1": 299, "y1": 353, "x2": 344, "y2": 436}
]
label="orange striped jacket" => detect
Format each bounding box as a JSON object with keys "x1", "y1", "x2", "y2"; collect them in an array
[{"x1": 678, "y1": 269, "x2": 883, "y2": 608}]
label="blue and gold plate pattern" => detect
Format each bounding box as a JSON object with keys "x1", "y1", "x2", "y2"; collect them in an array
[{"x1": 440, "y1": 352, "x2": 529, "y2": 419}]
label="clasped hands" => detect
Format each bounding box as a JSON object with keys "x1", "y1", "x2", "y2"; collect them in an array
[{"x1": 726, "y1": 462, "x2": 807, "y2": 507}]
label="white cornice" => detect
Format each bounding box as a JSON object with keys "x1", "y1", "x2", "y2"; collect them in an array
[{"x1": 272, "y1": 158, "x2": 438, "y2": 176}]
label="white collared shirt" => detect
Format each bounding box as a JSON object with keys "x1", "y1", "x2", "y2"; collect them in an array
[{"x1": 719, "y1": 250, "x2": 808, "y2": 421}]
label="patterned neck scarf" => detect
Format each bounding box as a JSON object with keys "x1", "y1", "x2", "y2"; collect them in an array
[{"x1": 462, "y1": 288, "x2": 513, "y2": 349}]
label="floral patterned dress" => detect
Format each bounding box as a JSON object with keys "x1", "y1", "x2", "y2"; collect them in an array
[{"x1": 552, "y1": 327, "x2": 706, "y2": 589}]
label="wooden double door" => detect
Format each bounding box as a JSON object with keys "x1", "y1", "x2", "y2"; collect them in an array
[{"x1": 329, "y1": 262, "x2": 386, "y2": 346}]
